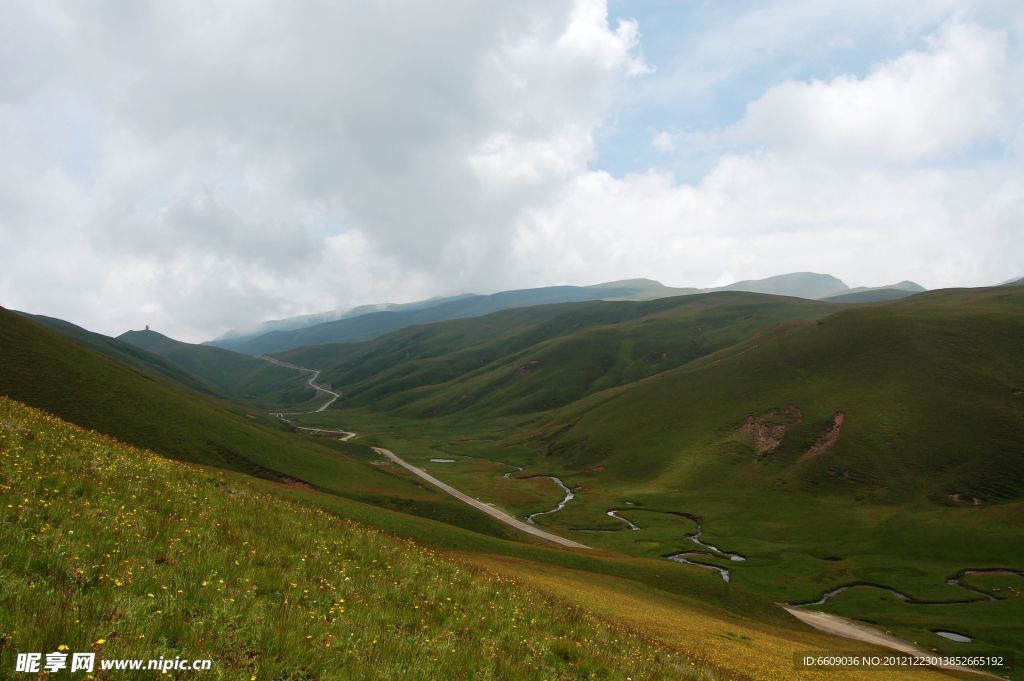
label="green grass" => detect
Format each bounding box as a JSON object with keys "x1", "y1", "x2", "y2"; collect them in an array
[
  {"x1": 118, "y1": 329, "x2": 319, "y2": 407},
  {"x1": 0, "y1": 397, "x2": 708, "y2": 680},
  {"x1": 20, "y1": 313, "x2": 226, "y2": 399},
  {"x1": 282, "y1": 287, "x2": 1024, "y2": 673},
  {"x1": 213, "y1": 281, "x2": 694, "y2": 356},
  {"x1": 0, "y1": 306, "x2": 525, "y2": 540},
  {"x1": 279, "y1": 292, "x2": 836, "y2": 417},
  {"x1": 6, "y1": 286, "x2": 1021, "y2": 679}
]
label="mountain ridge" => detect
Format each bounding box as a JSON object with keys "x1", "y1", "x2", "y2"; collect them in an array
[{"x1": 209, "y1": 272, "x2": 924, "y2": 355}]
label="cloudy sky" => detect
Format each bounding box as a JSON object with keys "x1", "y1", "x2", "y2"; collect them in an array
[{"x1": 2, "y1": 1, "x2": 1022, "y2": 341}]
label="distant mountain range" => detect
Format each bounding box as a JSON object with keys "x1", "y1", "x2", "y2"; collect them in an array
[{"x1": 207, "y1": 273, "x2": 926, "y2": 355}]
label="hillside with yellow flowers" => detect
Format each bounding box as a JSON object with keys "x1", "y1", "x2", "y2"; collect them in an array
[
  {"x1": 0, "y1": 397, "x2": 700, "y2": 680},
  {"x1": 0, "y1": 397, "x2": 968, "y2": 680}
]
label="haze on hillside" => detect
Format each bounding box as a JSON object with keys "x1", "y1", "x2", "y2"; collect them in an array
[
  {"x1": 207, "y1": 273, "x2": 926, "y2": 355},
  {"x1": 0, "y1": 2, "x2": 1022, "y2": 342}
]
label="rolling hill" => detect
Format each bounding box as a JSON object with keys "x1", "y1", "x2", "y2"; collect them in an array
[
  {"x1": 208, "y1": 282, "x2": 665, "y2": 355},
  {"x1": 20, "y1": 312, "x2": 223, "y2": 397},
  {"x1": 705, "y1": 272, "x2": 848, "y2": 298},
  {"x1": 117, "y1": 328, "x2": 313, "y2": 405},
  {"x1": 0, "y1": 305, "x2": 512, "y2": 533},
  {"x1": 539, "y1": 287, "x2": 1024, "y2": 501},
  {"x1": 5, "y1": 284, "x2": 1019, "y2": 677},
  {"x1": 0, "y1": 397, "x2": 703, "y2": 681},
  {"x1": 822, "y1": 280, "x2": 926, "y2": 304},
  {"x1": 279, "y1": 292, "x2": 839, "y2": 417},
  {"x1": 296, "y1": 286, "x2": 1022, "y2": 669},
  {"x1": 211, "y1": 273, "x2": 920, "y2": 356}
]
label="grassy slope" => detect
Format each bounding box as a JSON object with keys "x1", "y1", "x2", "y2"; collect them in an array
[
  {"x1": 118, "y1": 329, "x2": 314, "y2": 407},
  {"x1": 20, "y1": 313, "x2": 222, "y2": 398},
  {"x1": 821, "y1": 289, "x2": 920, "y2": 304},
  {"x1": 0, "y1": 398, "x2": 704, "y2": 681},
  {"x1": 290, "y1": 288, "x2": 1023, "y2": 675},
  {"x1": 279, "y1": 292, "x2": 837, "y2": 418},
  {"x1": 543, "y1": 287, "x2": 1024, "y2": 499},
  {"x1": 525, "y1": 287, "x2": 1024, "y2": 668},
  {"x1": 0, "y1": 307, "x2": 518, "y2": 538},
  {"x1": 5, "y1": 290, "x2": 1016, "y2": 677},
  {"x1": 0, "y1": 399, "x2": 964, "y2": 681}
]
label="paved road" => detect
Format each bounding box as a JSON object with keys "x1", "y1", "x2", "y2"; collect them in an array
[{"x1": 373, "y1": 446, "x2": 591, "y2": 550}]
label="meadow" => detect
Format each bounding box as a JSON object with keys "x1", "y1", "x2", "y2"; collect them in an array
[
  {"x1": 287, "y1": 288, "x2": 1024, "y2": 677},
  {"x1": 0, "y1": 397, "x2": 706, "y2": 680}
]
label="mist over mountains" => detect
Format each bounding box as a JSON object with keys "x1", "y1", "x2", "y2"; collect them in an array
[{"x1": 208, "y1": 272, "x2": 925, "y2": 355}]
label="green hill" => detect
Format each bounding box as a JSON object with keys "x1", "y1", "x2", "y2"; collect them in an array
[
  {"x1": 279, "y1": 292, "x2": 837, "y2": 417},
  {"x1": 820, "y1": 288, "x2": 920, "y2": 303},
  {"x1": 209, "y1": 283, "x2": 657, "y2": 355},
  {"x1": 541, "y1": 287, "x2": 1024, "y2": 500},
  {"x1": 20, "y1": 313, "x2": 222, "y2": 397},
  {"x1": 295, "y1": 286, "x2": 1023, "y2": 668},
  {"x1": 0, "y1": 306, "x2": 507, "y2": 532},
  {"x1": 0, "y1": 397, "x2": 699, "y2": 681},
  {"x1": 118, "y1": 328, "x2": 313, "y2": 406},
  {"x1": 524, "y1": 287, "x2": 1024, "y2": 658},
  {"x1": 822, "y1": 281, "x2": 925, "y2": 304},
  {"x1": 706, "y1": 272, "x2": 848, "y2": 299},
  {"x1": 212, "y1": 274, "x2": 858, "y2": 356}
]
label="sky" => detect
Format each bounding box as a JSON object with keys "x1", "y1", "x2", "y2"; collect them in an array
[{"x1": 1, "y1": 1, "x2": 1022, "y2": 342}]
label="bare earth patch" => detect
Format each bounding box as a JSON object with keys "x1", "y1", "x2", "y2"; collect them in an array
[
  {"x1": 798, "y1": 411, "x2": 845, "y2": 462},
  {"x1": 738, "y1": 405, "x2": 803, "y2": 456}
]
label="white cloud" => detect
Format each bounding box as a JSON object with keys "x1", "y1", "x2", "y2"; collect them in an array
[
  {"x1": 650, "y1": 131, "x2": 677, "y2": 153},
  {"x1": 732, "y1": 18, "x2": 1012, "y2": 163},
  {"x1": 0, "y1": 0, "x2": 646, "y2": 340},
  {"x1": 0, "y1": 3, "x2": 1021, "y2": 344},
  {"x1": 509, "y1": 16, "x2": 1024, "y2": 292}
]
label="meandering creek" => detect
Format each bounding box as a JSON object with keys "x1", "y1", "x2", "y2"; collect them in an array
[
  {"x1": 795, "y1": 568, "x2": 1024, "y2": 607},
  {"x1": 525, "y1": 477, "x2": 575, "y2": 525},
  {"x1": 665, "y1": 518, "x2": 746, "y2": 583},
  {"x1": 501, "y1": 465, "x2": 523, "y2": 479},
  {"x1": 600, "y1": 507, "x2": 745, "y2": 582},
  {"x1": 606, "y1": 510, "x2": 639, "y2": 530},
  {"x1": 428, "y1": 448, "x2": 1022, "y2": 632}
]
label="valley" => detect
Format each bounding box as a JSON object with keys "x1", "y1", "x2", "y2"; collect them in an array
[
  {"x1": 265, "y1": 285, "x2": 1023, "y2": 678},
  {"x1": 2, "y1": 280, "x2": 1021, "y2": 679}
]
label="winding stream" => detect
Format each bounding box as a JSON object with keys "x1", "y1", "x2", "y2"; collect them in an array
[
  {"x1": 794, "y1": 568, "x2": 1023, "y2": 607},
  {"x1": 525, "y1": 477, "x2": 575, "y2": 525},
  {"x1": 665, "y1": 519, "x2": 748, "y2": 582},
  {"x1": 606, "y1": 509, "x2": 640, "y2": 530},
  {"x1": 501, "y1": 465, "x2": 523, "y2": 479},
  {"x1": 599, "y1": 508, "x2": 745, "y2": 582},
  {"x1": 686, "y1": 523, "x2": 747, "y2": 563}
]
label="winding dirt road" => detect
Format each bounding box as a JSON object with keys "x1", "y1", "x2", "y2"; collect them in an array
[
  {"x1": 260, "y1": 355, "x2": 588, "y2": 549},
  {"x1": 260, "y1": 355, "x2": 340, "y2": 412},
  {"x1": 373, "y1": 447, "x2": 590, "y2": 550},
  {"x1": 294, "y1": 425, "x2": 357, "y2": 441}
]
